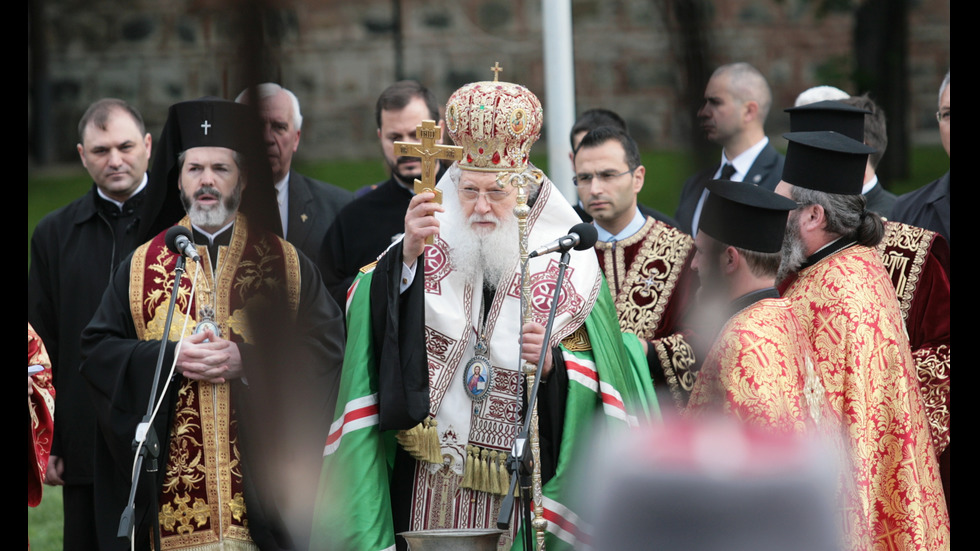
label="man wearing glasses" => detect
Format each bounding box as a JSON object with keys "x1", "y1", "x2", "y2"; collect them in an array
[{"x1": 574, "y1": 126, "x2": 701, "y2": 410}]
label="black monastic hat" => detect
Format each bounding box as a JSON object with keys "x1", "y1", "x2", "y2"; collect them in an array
[
  {"x1": 699, "y1": 179, "x2": 799, "y2": 253},
  {"x1": 148, "y1": 97, "x2": 280, "y2": 235},
  {"x1": 781, "y1": 131, "x2": 874, "y2": 195},
  {"x1": 784, "y1": 100, "x2": 869, "y2": 141}
]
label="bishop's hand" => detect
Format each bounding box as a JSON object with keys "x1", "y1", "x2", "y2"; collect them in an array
[
  {"x1": 175, "y1": 329, "x2": 244, "y2": 384},
  {"x1": 521, "y1": 322, "x2": 554, "y2": 380},
  {"x1": 403, "y1": 191, "x2": 444, "y2": 267}
]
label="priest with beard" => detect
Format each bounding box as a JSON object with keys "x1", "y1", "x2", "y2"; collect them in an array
[
  {"x1": 311, "y1": 69, "x2": 654, "y2": 551},
  {"x1": 774, "y1": 131, "x2": 948, "y2": 549},
  {"x1": 80, "y1": 98, "x2": 344, "y2": 551}
]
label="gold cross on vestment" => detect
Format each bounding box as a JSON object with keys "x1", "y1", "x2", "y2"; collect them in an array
[{"x1": 394, "y1": 120, "x2": 463, "y2": 244}]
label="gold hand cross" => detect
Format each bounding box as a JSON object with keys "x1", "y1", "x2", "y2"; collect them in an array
[{"x1": 394, "y1": 120, "x2": 464, "y2": 244}]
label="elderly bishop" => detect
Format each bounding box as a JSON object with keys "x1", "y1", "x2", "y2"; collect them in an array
[{"x1": 312, "y1": 69, "x2": 653, "y2": 551}]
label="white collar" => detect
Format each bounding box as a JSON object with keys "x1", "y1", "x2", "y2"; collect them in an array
[
  {"x1": 595, "y1": 208, "x2": 646, "y2": 242},
  {"x1": 862, "y1": 174, "x2": 878, "y2": 195},
  {"x1": 717, "y1": 137, "x2": 769, "y2": 182},
  {"x1": 274, "y1": 173, "x2": 290, "y2": 238},
  {"x1": 96, "y1": 173, "x2": 148, "y2": 209},
  {"x1": 192, "y1": 219, "x2": 236, "y2": 244}
]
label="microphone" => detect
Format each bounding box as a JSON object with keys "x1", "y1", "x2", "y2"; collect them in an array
[
  {"x1": 165, "y1": 226, "x2": 200, "y2": 262},
  {"x1": 528, "y1": 223, "x2": 598, "y2": 258}
]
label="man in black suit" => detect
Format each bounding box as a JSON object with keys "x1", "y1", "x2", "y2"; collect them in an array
[
  {"x1": 893, "y1": 71, "x2": 950, "y2": 252},
  {"x1": 319, "y1": 81, "x2": 445, "y2": 308},
  {"x1": 675, "y1": 62, "x2": 784, "y2": 235},
  {"x1": 236, "y1": 83, "x2": 352, "y2": 263}
]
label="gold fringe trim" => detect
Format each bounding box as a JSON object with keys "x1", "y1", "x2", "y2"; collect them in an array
[
  {"x1": 395, "y1": 418, "x2": 442, "y2": 464},
  {"x1": 459, "y1": 444, "x2": 512, "y2": 496}
]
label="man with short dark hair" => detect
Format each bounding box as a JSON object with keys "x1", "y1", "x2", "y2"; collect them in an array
[
  {"x1": 776, "y1": 130, "x2": 949, "y2": 549},
  {"x1": 574, "y1": 126, "x2": 699, "y2": 409},
  {"x1": 81, "y1": 98, "x2": 344, "y2": 550},
  {"x1": 569, "y1": 108, "x2": 627, "y2": 155},
  {"x1": 319, "y1": 80, "x2": 445, "y2": 306},
  {"x1": 675, "y1": 62, "x2": 784, "y2": 235},
  {"x1": 235, "y1": 83, "x2": 352, "y2": 263},
  {"x1": 28, "y1": 98, "x2": 181, "y2": 550},
  {"x1": 568, "y1": 108, "x2": 675, "y2": 226}
]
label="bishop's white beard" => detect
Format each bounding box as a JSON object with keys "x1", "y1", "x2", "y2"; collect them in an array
[
  {"x1": 777, "y1": 210, "x2": 808, "y2": 283},
  {"x1": 444, "y1": 208, "x2": 520, "y2": 290}
]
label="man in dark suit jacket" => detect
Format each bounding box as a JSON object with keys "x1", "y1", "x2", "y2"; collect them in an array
[
  {"x1": 236, "y1": 83, "x2": 352, "y2": 263},
  {"x1": 893, "y1": 71, "x2": 950, "y2": 252},
  {"x1": 319, "y1": 80, "x2": 445, "y2": 308},
  {"x1": 675, "y1": 63, "x2": 785, "y2": 235}
]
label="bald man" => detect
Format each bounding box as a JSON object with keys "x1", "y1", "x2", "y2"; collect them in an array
[{"x1": 675, "y1": 63, "x2": 785, "y2": 235}]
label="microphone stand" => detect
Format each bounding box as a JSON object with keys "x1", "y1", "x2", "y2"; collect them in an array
[
  {"x1": 118, "y1": 253, "x2": 186, "y2": 551},
  {"x1": 498, "y1": 248, "x2": 572, "y2": 549}
]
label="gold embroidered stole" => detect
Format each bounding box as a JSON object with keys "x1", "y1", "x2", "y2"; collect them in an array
[
  {"x1": 595, "y1": 218, "x2": 697, "y2": 408},
  {"x1": 130, "y1": 214, "x2": 300, "y2": 549},
  {"x1": 595, "y1": 217, "x2": 693, "y2": 340},
  {"x1": 877, "y1": 221, "x2": 951, "y2": 454}
]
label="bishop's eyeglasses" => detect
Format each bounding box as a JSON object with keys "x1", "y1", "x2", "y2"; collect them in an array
[{"x1": 457, "y1": 186, "x2": 513, "y2": 204}]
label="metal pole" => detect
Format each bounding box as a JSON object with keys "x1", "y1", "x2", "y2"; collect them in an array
[{"x1": 541, "y1": 0, "x2": 576, "y2": 203}]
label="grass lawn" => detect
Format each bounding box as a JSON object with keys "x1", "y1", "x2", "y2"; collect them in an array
[{"x1": 28, "y1": 485, "x2": 63, "y2": 550}]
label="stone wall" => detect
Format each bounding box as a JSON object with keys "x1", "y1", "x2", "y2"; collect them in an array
[{"x1": 30, "y1": 0, "x2": 949, "y2": 163}]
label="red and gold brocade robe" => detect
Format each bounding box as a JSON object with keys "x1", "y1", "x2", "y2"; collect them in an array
[
  {"x1": 876, "y1": 221, "x2": 950, "y2": 456},
  {"x1": 686, "y1": 297, "x2": 836, "y2": 434},
  {"x1": 594, "y1": 217, "x2": 698, "y2": 408},
  {"x1": 130, "y1": 214, "x2": 300, "y2": 550},
  {"x1": 28, "y1": 323, "x2": 55, "y2": 508},
  {"x1": 783, "y1": 244, "x2": 949, "y2": 550}
]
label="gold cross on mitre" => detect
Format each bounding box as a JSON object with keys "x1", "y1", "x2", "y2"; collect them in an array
[
  {"x1": 395, "y1": 120, "x2": 463, "y2": 244},
  {"x1": 490, "y1": 61, "x2": 503, "y2": 82}
]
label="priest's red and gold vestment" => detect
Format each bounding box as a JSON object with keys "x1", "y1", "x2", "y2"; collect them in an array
[
  {"x1": 686, "y1": 296, "x2": 835, "y2": 434},
  {"x1": 783, "y1": 244, "x2": 949, "y2": 550},
  {"x1": 594, "y1": 217, "x2": 698, "y2": 408}
]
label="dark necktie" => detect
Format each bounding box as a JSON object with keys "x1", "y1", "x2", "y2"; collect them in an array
[{"x1": 719, "y1": 163, "x2": 737, "y2": 180}]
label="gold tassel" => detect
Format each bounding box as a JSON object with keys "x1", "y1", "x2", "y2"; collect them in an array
[
  {"x1": 430, "y1": 419, "x2": 441, "y2": 463},
  {"x1": 462, "y1": 445, "x2": 475, "y2": 489},
  {"x1": 395, "y1": 418, "x2": 442, "y2": 465},
  {"x1": 477, "y1": 448, "x2": 488, "y2": 493},
  {"x1": 488, "y1": 451, "x2": 499, "y2": 495},
  {"x1": 498, "y1": 453, "x2": 510, "y2": 496},
  {"x1": 395, "y1": 423, "x2": 426, "y2": 462}
]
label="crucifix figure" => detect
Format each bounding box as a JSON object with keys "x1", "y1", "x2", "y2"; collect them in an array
[{"x1": 395, "y1": 120, "x2": 464, "y2": 244}]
